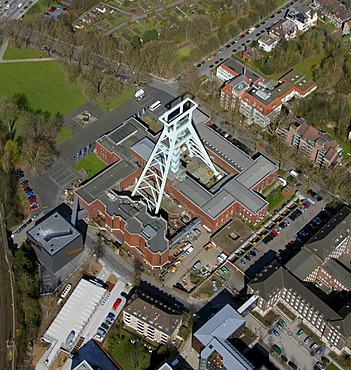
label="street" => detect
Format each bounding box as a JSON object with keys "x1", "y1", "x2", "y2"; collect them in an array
[{"x1": 195, "y1": 0, "x2": 300, "y2": 77}]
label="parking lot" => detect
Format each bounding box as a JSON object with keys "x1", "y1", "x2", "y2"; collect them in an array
[
  {"x1": 246, "y1": 310, "x2": 324, "y2": 370},
  {"x1": 50, "y1": 160, "x2": 81, "y2": 191},
  {"x1": 233, "y1": 197, "x2": 328, "y2": 279},
  {"x1": 164, "y1": 225, "x2": 225, "y2": 291}
]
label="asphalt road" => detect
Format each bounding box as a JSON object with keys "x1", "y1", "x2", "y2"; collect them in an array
[
  {"x1": 58, "y1": 86, "x2": 175, "y2": 165},
  {"x1": 195, "y1": 0, "x2": 301, "y2": 77},
  {"x1": 0, "y1": 211, "x2": 15, "y2": 370}
]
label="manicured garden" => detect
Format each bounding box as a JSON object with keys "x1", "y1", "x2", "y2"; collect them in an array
[{"x1": 73, "y1": 153, "x2": 106, "y2": 179}]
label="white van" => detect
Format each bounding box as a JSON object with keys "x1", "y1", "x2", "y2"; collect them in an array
[{"x1": 149, "y1": 100, "x2": 161, "y2": 112}]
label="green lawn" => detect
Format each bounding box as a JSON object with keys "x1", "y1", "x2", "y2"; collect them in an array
[
  {"x1": 73, "y1": 152, "x2": 106, "y2": 179},
  {"x1": 3, "y1": 43, "x2": 43, "y2": 60},
  {"x1": 267, "y1": 187, "x2": 288, "y2": 213},
  {"x1": 320, "y1": 125, "x2": 351, "y2": 159},
  {"x1": 294, "y1": 53, "x2": 324, "y2": 78},
  {"x1": 57, "y1": 126, "x2": 73, "y2": 145},
  {"x1": 107, "y1": 325, "x2": 151, "y2": 370},
  {"x1": 327, "y1": 364, "x2": 342, "y2": 370},
  {"x1": 177, "y1": 45, "x2": 193, "y2": 58},
  {"x1": 102, "y1": 86, "x2": 136, "y2": 111},
  {"x1": 0, "y1": 61, "x2": 86, "y2": 115}
]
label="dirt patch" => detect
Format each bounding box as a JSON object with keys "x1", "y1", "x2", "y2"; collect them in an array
[
  {"x1": 50, "y1": 351, "x2": 69, "y2": 369},
  {"x1": 31, "y1": 257, "x2": 102, "y2": 368}
]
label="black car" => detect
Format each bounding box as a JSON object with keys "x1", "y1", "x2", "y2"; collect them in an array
[
  {"x1": 244, "y1": 254, "x2": 251, "y2": 261},
  {"x1": 121, "y1": 292, "x2": 128, "y2": 298},
  {"x1": 209, "y1": 64, "x2": 214, "y2": 68},
  {"x1": 101, "y1": 322, "x2": 109, "y2": 331},
  {"x1": 196, "y1": 63, "x2": 201, "y2": 68}
]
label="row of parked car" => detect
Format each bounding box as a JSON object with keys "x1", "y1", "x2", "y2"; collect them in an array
[
  {"x1": 209, "y1": 123, "x2": 251, "y2": 155},
  {"x1": 96, "y1": 311, "x2": 116, "y2": 341},
  {"x1": 16, "y1": 169, "x2": 38, "y2": 212},
  {"x1": 262, "y1": 220, "x2": 290, "y2": 245},
  {"x1": 289, "y1": 200, "x2": 312, "y2": 221},
  {"x1": 239, "y1": 247, "x2": 259, "y2": 266}
]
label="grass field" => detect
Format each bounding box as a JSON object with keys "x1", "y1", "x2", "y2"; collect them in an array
[
  {"x1": 73, "y1": 152, "x2": 106, "y2": 179},
  {"x1": 57, "y1": 126, "x2": 72, "y2": 145},
  {"x1": 106, "y1": 324, "x2": 151, "y2": 370},
  {"x1": 267, "y1": 187, "x2": 288, "y2": 213},
  {"x1": 3, "y1": 43, "x2": 42, "y2": 60},
  {"x1": 0, "y1": 61, "x2": 86, "y2": 115},
  {"x1": 293, "y1": 53, "x2": 324, "y2": 78},
  {"x1": 102, "y1": 86, "x2": 136, "y2": 111},
  {"x1": 177, "y1": 45, "x2": 193, "y2": 59}
]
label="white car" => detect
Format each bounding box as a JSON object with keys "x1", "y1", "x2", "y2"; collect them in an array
[{"x1": 185, "y1": 246, "x2": 194, "y2": 255}]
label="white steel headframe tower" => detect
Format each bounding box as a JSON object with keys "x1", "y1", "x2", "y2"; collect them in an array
[{"x1": 132, "y1": 98, "x2": 219, "y2": 214}]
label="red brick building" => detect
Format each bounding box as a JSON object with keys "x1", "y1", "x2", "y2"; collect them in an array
[{"x1": 75, "y1": 114, "x2": 278, "y2": 269}]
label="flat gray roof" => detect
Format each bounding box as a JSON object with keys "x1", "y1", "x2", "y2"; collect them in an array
[
  {"x1": 195, "y1": 124, "x2": 254, "y2": 172},
  {"x1": 27, "y1": 212, "x2": 81, "y2": 256},
  {"x1": 42, "y1": 278, "x2": 107, "y2": 368},
  {"x1": 235, "y1": 156, "x2": 277, "y2": 189},
  {"x1": 102, "y1": 193, "x2": 168, "y2": 253},
  {"x1": 75, "y1": 160, "x2": 136, "y2": 204}
]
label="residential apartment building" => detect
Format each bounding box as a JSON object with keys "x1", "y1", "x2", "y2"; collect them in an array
[
  {"x1": 248, "y1": 264, "x2": 351, "y2": 354},
  {"x1": 192, "y1": 304, "x2": 254, "y2": 370},
  {"x1": 269, "y1": 19, "x2": 297, "y2": 40},
  {"x1": 286, "y1": 206, "x2": 351, "y2": 288},
  {"x1": 123, "y1": 296, "x2": 182, "y2": 345},
  {"x1": 219, "y1": 58, "x2": 317, "y2": 127},
  {"x1": 277, "y1": 114, "x2": 343, "y2": 168},
  {"x1": 313, "y1": 0, "x2": 351, "y2": 27},
  {"x1": 286, "y1": 5, "x2": 318, "y2": 32},
  {"x1": 250, "y1": 206, "x2": 351, "y2": 354},
  {"x1": 258, "y1": 34, "x2": 280, "y2": 52}
]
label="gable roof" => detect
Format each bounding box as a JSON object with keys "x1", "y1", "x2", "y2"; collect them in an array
[
  {"x1": 249, "y1": 265, "x2": 351, "y2": 336},
  {"x1": 285, "y1": 249, "x2": 321, "y2": 279},
  {"x1": 305, "y1": 206, "x2": 351, "y2": 260}
]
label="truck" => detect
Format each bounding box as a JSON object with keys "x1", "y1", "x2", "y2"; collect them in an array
[{"x1": 248, "y1": 27, "x2": 255, "y2": 33}]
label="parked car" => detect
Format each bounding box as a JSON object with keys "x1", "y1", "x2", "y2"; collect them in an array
[
  {"x1": 316, "y1": 347, "x2": 324, "y2": 355},
  {"x1": 252, "y1": 247, "x2": 259, "y2": 254},
  {"x1": 107, "y1": 312, "x2": 116, "y2": 320},
  {"x1": 30, "y1": 205, "x2": 38, "y2": 211},
  {"x1": 192, "y1": 260, "x2": 201, "y2": 270},
  {"x1": 279, "y1": 319, "x2": 287, "y2": 328},
  {"x1": 101, "y1": 322, "x2": 109, "y2": 331},
  {"x1": 276, "y1": 323, "x2": 283, "y2": 330},
  {"x1": 113, "y1": 298, "x2": 122, "y2": 310},
  {"x1": 272, "y1": 329, "x2": 280, "y2": 337},
  {"x1": 304, "y1": 336, "x2": 311, "y2": 345},
  {"x1": 296, "y1": 329, "x2": 304, "y2": 337},
  {"x1": 239, "y1": 259, "x2": 246, "y2": 266},
  {"x1": 310, "y1": 342, "x2": 318, "y2": 350}
]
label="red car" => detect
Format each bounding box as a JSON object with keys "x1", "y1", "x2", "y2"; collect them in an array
[
  {"x1": 113, "y1": 298, "x2": 122, "y2": 310},
  {"x1": 29, "y1": 198, "x2": 37, "y2": 204},
  {"x1": 22, "y1": 183, "x2": 30, "y2": 189},
  {"x1": 30, "y1": 205, "x2": 38, "y2": 211},
  {"x1": 271, "y1": 230, "x2": 278, "y2": 237},
  {"x1": 240, "y1": 34, "x2": 245, "y2": 39}
]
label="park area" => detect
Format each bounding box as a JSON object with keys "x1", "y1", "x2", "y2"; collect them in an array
[{"x1": 0, "y1": 61, "x2": 86, "y2": 115}]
